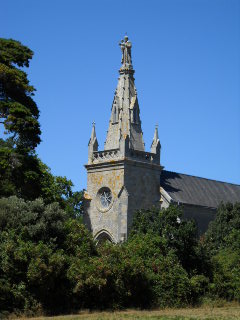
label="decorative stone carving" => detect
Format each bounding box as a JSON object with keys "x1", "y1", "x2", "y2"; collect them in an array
[{"x1": 119, "y1": 35, "x2": 132, "y2": 66}]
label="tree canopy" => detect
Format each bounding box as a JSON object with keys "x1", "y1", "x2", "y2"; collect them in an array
[
  {"x1": 0, "y1": 38, "x2": 83, "y2": 215},
  {"x1": 0, "y1": 38, "x2": 41, "y2": 151}
]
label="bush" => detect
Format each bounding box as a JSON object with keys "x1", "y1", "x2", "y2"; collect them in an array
[
  {"x1": 205, "y1": 202, "x2": 240, "y2": 253},
  {"x1": 211, "y1": 248, "x2": 240, "y2": 301},
  {"x1": 0, "y1": 196, "x2": 95, "y2": 314},
  {"x1": 1, "y1": 198, "x2": 239, "y2": 314},
  {"x1": 125, "y1": 233, "x2": 190, "y2": 307},
  {"x1": 130, "y1": 206, "x2": 198, "y2": 271}
]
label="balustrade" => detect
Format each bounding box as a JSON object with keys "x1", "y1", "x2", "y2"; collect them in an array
[{"x1": 92, "y1": 148, "x2": 158, "y2": 164}]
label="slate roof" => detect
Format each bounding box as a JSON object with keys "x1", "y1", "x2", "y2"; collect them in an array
[{"x1": 161, "y1": 170, "x2": 240, "y2": 209}]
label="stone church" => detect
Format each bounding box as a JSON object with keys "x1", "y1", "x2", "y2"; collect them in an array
[{"x1": 83, "y1": 36, "x2": 240, "y2": 243}]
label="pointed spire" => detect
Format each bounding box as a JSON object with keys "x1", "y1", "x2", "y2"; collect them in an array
[
  {"x1": 90, "y1": 121, "x2": 96, "y2": 141},
  {"x1": 153, "y1": 124, "x2": 159, "y2": 142},
  {"x1": 104, "y1": 36, "x2": 145, "y2": 152},
  {"x1": 151, "y1": 124, "x2": 161, "y2": 163},
  {"x1": 88, "y1": 122, "x2": 98, "y2": 164}
]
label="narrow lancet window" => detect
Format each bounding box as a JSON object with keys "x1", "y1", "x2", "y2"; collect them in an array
[{"x1": 113, "y1": 105, "x2": 118, "y2": 123}]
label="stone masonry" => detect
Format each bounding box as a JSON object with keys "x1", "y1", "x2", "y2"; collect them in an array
[{"x1": 84, "y1": 36, "x2": 162, "y2": 243}]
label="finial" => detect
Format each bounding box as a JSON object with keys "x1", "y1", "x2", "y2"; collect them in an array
[{"x1": 92, "y1": 121, "x2": 95, "y2": 127}]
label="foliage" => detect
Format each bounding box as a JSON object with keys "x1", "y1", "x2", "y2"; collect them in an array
[
  {"x1": 0, "y1": 138, "x2": 83, "y2": 216},
  {"x1": 0, "y1": 196, "x2": 67, "y2": 245},
  {"x1": 205, "y1": 202, "x2": 240, "y2": 253},
  {"x1": 124, "y1": 233, "x2": 190, "y2": 307},
  {"x1": 0, "y1": 38, "x2": 41, "y2": 151},
  {"x1": 67, "y1": 242, "x2": 149, "y2": 309},
  {"x1": 0, "y1": 196, "x2": 93, "y2": 314},
  {"x1": 1, "y1": 198, "x2": 240, "y2": 315},
  {"x1": 203, "y1": 203, "x2": 240, "y2": 301},
  {"x1": 0, "y1": 198, "x2": 194, "y2": 314},
  {"x1": 0, "y1": 38, "x2": 41, "y2": 200},
  {"x1": 130, "y1": 205, "x2": 203, "y2": 273},
  {"x1": 0, "y1": 38, "x2": 84, "y2": 215},
  {"x1": 211, "y1": 248, "x2": 240, "y2": 301}
]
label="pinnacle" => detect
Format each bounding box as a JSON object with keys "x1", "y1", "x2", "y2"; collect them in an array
[
  {"x1": 90, "y1": 121, "x2": 96, "y2": 141},
  {"x1": 153, "y1": 124, "x2": 159, "y2": 142}
]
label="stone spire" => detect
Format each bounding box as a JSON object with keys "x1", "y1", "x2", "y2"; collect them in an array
[
  {"x1": 88, "y1": 122, "x2": 98, "y2": 163},
  {"x1": 104, "y1": 35, "x2": 145, "y2": 152}
]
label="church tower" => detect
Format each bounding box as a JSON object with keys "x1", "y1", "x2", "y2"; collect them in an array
[{"x1": 84, "y1": 36, "x2": 162, "y2": 243}]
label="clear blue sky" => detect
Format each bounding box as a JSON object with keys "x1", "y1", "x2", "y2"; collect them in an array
[{"x1": 1, "y1": 0, "x2": 240, "y2": 190}]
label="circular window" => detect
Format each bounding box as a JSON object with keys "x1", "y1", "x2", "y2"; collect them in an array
[{"x1": 97, "y1": 187, "x2": 113, "y2": 212}]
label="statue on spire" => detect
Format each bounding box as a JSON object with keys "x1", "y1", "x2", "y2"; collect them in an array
[{"x1": 119, "y1": 35, "x2": 132, "y2": 65}]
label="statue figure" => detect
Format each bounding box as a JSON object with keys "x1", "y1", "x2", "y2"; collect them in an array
[{"x1": 119, "y1": 35, "x2": 132, "y2": 65}]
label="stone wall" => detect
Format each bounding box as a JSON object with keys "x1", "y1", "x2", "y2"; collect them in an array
[
  {"x1": 125, "y1": 160, "x2": 161, "y2": 233},
  {"x1": 84, "y1": 161, "x2": 125, "y2": 243},
  {"x1": 181, "y1": 204, "x2": 216, "y2": 235},
  {"x1": 84, "y1": 158, "x2": 162, "y2": 242}
]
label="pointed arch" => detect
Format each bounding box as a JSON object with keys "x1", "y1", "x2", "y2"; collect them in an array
[{"x1": 94, "y1": 229, "x2": 115, "y2": 244}]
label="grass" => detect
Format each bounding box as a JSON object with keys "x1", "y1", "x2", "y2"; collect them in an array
[{"x1": 16, "y1": 305, "x2": 240, "y2": 320}]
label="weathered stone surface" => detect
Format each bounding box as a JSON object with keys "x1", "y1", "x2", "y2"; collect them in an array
[{"x1": 104, "y1": 36, "x2": 145, "y2": 152}]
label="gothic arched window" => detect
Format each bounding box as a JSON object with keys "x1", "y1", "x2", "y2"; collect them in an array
[{"x1": 95, "y1": 231, "x2": 113, "y2": 245}]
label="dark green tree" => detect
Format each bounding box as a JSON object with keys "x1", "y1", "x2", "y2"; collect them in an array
[
  {"x1": 203, "y1": 202, "x2": 240, "y2": 301},
  {"x1": 130, "y1": 205, "x2": 202, "y2": 273},
  {"x1": 0, "y1": 38, "x2": 41, "y2": 151},
  {"x1": 205, "y1": 202, "x2": 240, "y2": 253},
  {"x1": 0, "y1": 196, "x2": 94, "y2": 314},
  {"x1": 0, "y1": 38, "x2": 42, "y2": 199},
  {"x1": 0, "y1": 38, "x2": 84, "y2": 212}
]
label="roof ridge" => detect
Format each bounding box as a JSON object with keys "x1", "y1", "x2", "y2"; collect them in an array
[{"x1": 162, "y1": 169, "x2": 240, "y2": 187}]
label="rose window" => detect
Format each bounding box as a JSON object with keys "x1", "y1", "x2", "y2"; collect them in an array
[
  {"x1": 100, "y1": 189, "x2": 112, "y2": 208},
  {"x1": 97, "y1": 187, "x2": 113, "y2": 212}
]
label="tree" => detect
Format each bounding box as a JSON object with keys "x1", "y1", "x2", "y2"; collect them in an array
[
  {"x1": 123, "y1": 233, "x2": 191, "y2": 308},
  {"x1": 0, "y1": 38, "x2": 42, "y2": 200},
  {"x1": 0, "y1": 196, "x2": 94, "y2": 314},
  {"x1": 203, "y1": 202, "x2": 240, "y2": 301},
  {"x1": 0, "y1": 38, "x2": 41, "y2": 151},
  {"x1": 0, "y1": 38, "x2": 84, "y2": 211},
  {"x1": 204, "y1": 202, "x2": 240, "y2": 253},
  {"x1": 211, "y1": 248, "x2": 240, "y2": 301},
  {"x1": 130, "y1": 205, "x2": 201, "y2": 273}
]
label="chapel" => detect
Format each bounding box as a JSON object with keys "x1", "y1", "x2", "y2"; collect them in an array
[{"x1": 83, "y1": 36, "x2": 240, "y2": 242}]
